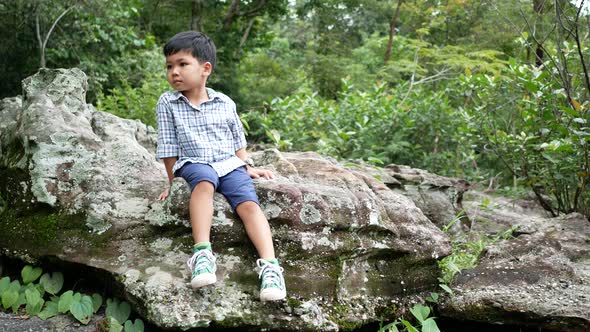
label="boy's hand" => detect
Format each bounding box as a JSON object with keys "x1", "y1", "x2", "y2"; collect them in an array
[
  {"x1": 247, "y1": 166, "x2": 274, "y2": 179},
  {"x1": 158, "y1": 188, "x2": 170, "y2": 201}
]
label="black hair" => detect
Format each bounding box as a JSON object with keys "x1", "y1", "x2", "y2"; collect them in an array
[{"x1": 163, "y1": 31, "x2": 217, "y2": 71}]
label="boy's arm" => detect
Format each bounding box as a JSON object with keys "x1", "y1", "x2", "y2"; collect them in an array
[
  {"x1": 229, "y1": 102, "x2": 273, "y2": 179},
  {"x1": 236, "y1": 148, "x2": 274, "y2": 179},
  {"x1": 156, "y1": 96, "x2": 180, "y2": 200},
  {"x1": 158, "y1": 157, "x2": 178, "y2": 201},
  {"x1": 163, "y1": 157, "x2": 178, "y2": 184}
]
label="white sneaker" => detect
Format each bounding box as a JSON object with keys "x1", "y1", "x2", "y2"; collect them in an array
[
  {"x1": 257, "y1": 259, "x2": 287, "y2": 301},
  {"x1": 187, "y1": 249, "x2": 217, "y2": 289}
]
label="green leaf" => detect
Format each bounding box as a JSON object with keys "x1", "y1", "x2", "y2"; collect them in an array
[
  {"x1": 426, "y1": 292, "x2": 439, "y2": 303},
  {"x1": 2, "y1": 290, "x2": 18, "y2": 309},
  {"x1": 8, "y1": 280, "x2": 21, "y2": 292},
  {"x1": 58, "y1": 290, "x2": 74, "y2": 313},
  {"x1": 124, "y1": 319, "x2": 145, "y2": 332},
  {"x1": 572, "y1": 117, "x2": 586, "y2": 124},
  {"x1": 0, "y1": 277, "x2": 10, "y2": 295},
  {"x1": 410, "y1": 304, "x2": 430, "y2": 323},
  {"x1": 35, "y1": 282, "x2": 45, "y2": 296},
  {"x1": 380, "y1": 321, "x2": 400, "y2": 332},
  {"x1": 25, "y1": 288, "x2": 41, "y2": 307},
  {"x1": 367, "y1": 156, "x2": 385, "y2": 165},
  {"x1": 445, "y1": 261, "x2": 461, "y2": 274},
  {"x1": 106, "y1": 299, "x2": 131, "y2": 324},
  {"x1": 39, "y1": 272, "x2": 64, "y2": 295},
  {"x1": 26, "y1": 296, "x2": 44, "y2": 316},
  {"x1": 69, "y1": 295, "x2": 93, "y2": 325},
  {"x1": 38, "y1": 300, "x2": 59, "y2": 320},
  {"x1": 92, "y1": 293, "x2": 103, "y2": 313},
  {"x1": 421, "y1": 318, "x2": 440, "y2": 332},
  {"x1": 109, "y1": 317, "x2": 124, "y2": 332},
  {"x1": 541, "y1": 153, "x2": 558, "y2": 163},
  {"x1": 439, "y1": 284, "x2": 453, "y2": 295},
  {"x1": 401, "y1": 319, "x2": 419, "y2": 332},
  {"x1": 12, "y1": 292, "x2": 26, "y2": 313},
  {"x1": 21, "y1": 265, "x2": 43, "y2": 284}
]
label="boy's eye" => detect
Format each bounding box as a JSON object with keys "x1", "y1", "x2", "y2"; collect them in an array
[
  {"x1": 180, "y1": 62, "x2": 188, "y2": 66},
  {"x1": 166, "y1": 65, "x2": 172, "y2": 70}
]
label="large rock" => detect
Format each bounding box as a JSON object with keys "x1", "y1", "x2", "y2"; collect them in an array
[
  {"x1": 0, "y1": 69, "x2": 451, "y2": 331},
  {"x1": 439, "y1": 192, "x2": 590, "y2": 331},
  {"x1": 383, "y1": 164, "x2": 470, "y2": 235}
]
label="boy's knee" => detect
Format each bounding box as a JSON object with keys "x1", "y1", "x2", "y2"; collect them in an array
[
  {"x1": 192, "y1": 181, "x2": 215, "y2": 194},
  {"x1": 236, "y1": 200, "x2": 260, "y2": 214}
]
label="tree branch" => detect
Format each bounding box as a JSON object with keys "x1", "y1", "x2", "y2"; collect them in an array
[
  {"x1": 572, "y1": 0, "x2": 590, "y2": 94},
  {"x1": 239, "y1": 0, "x2": 268, "y2": 18},
  {"x1": 38, "y1": 4, "x2": 75, "y2": 68},
  {"x1": 223, "y1": 0, "x2": 240, "y2": 32},
  {"x1": 235, "y1": 18, "x2": 255, "y2": 58},
  {"x1": 384, "y1": 0, "x2": 403, "y2": 64}
]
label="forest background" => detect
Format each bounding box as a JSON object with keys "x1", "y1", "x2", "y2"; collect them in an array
[{"x1": 1, "y1": 0, "x2": 589, "y2": 219}]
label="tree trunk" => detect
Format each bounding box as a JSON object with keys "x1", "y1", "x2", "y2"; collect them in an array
[
  {"x1": 384, "y1": 0, "x2": 403, "y2": 64},
  {"x1": 190, "y1": 0, "x2": 205, "y2": 31},
  {"x1": 235, "y1": 18, "x2": 255, "y2": 58},
  {"x1": 533, "y1": 0, "x2": 544, "y2": 66},
  {"x1": 35, "y1": 10, "x2": 45, "y2": 68},
  {"x1": 35, "y1": 4, "x2": 75, "y2": 69},
  {"x1": 223, "y1": 0, "x2": 240, "y2": 32}
]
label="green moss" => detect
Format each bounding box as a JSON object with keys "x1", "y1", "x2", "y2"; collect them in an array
[
  {"x1": 375, "y1": 303, "x2": 400, "y2": 321},
  {"x1": 227, "y1": 270, "x2": 259, "y2": 287},
  {"x1": 213, "y1": 314, "x2": 258, "y2": 329},
  {"x1": 330, "y1": 303, "x2": 365, "y2": 331},
  {"x1": 0, "y1": 167, "x2": 35, "y2": 211},
  {"x1": 287, "y1": 297, "x2": 303, "y2": 308},
  {"x1": 0, "y1": 207, "x2": 110, "y2": 257}
]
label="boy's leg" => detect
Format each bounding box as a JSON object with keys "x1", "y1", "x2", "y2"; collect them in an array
[
  {"x1": 190, "y1": 181, "x2": 215, "y2": 243},
  {"x1": 235, "y1": 201, "x2": 276, "y2": 259},
  {"x1": 219, "y1": 166, "x2": 286, "y2": 301},
  {"x1": 177, "y1": 163, "x2": 219, "y2": 289}
]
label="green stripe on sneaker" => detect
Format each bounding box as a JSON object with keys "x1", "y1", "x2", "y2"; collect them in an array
[
  {"x1": 194, "y1": 242, "x2": 212, "y2": 252},
  {"x1": 263, "y1": 258, "x2": 279, "y2": 266}
]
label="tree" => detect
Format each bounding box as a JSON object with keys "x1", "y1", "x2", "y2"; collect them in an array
[
  {"x1": 35, "y1": 2, "x2": 76, "y2": 68},
  {"x1": 384, "y1": 0, "x2": 403, "y2": 64}
]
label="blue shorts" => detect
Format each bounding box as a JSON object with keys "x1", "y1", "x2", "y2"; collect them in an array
[{"x1": 175, "y1": 163, "x2": 260, "y2": 211}]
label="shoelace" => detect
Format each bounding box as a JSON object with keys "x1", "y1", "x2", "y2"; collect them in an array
[
  {"x1": 187, "y1": 249, "x2": 216, "y2": 273},
  {"x1": 256, "y1": 259, "x2": 284, "y2": 288}
]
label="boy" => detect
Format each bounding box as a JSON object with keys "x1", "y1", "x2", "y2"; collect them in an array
[{"x1": 155, "y1": 31, "x2": 286, "y2": 302}]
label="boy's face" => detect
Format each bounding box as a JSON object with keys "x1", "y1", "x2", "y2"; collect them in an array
[{"x1": 165, "y1": 50, "x2": 211, "y2": 93}]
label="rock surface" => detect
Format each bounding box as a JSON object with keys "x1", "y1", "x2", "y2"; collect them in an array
[
  {"x1": 383, "y1": 164, "x2": 470, "y2": 235},
  {"x1": 0, "y1": 312, "x2": 104, "y2": 332},
  {"x1": 439, "y1": 192, "x2": 590, "y2": 331},
  {"x1": 4, "y1": 68, "x2": 586, "y2": 332},
  {"x1": 0, "y1": 69, "x2": 452, "y2": 331}
]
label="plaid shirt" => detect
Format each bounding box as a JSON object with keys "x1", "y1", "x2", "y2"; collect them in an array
[{"x1": 156, "y1": 88, "x2": 247, "y2": 177}]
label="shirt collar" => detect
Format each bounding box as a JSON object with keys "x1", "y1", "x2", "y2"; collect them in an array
[{"x1": 170, "y1": 88, "x2": 222, "y2": 103}]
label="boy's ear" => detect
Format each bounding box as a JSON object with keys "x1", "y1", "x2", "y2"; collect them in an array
[{"x1": 203, "y1": 62, "x2": 212, "y2": 76}]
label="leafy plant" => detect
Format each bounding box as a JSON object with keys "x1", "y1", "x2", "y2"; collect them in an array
[
  {"x1": 461, "y1": 55, "x2": 590, "y2": 219},
  {"x1": 379, "y1": 303, "x2": 440, "y2": 332},
  {"x1": 0, "y1": 265, "x2": 143, "y2": 331},
  {"x1": 21, "y1": 266, "x2": 43, "y2": 284},
  {"x1": 438, "y1": 226, "x2": 516, "y2": 284},
  {"x1": 124, "y1": 319, "x2": 145, "y2": 332},
  {"x1": 106, "y1": 298, "x2": 131, "y2": 324},
  {"x1": 1, "y1": 279, "x2": 20, "y2": 310},
  {"x1": 245, "y1": 77, "x2": 485, "y2": 178},
  {"x1": 39, "y1": 272, "x2": 64, "y2": 295}
]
